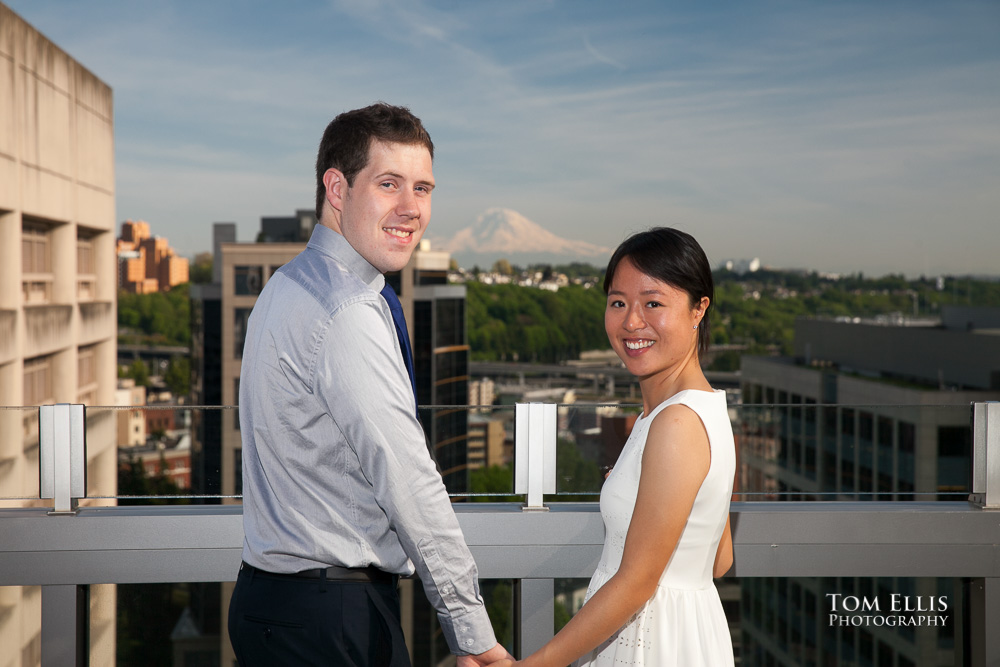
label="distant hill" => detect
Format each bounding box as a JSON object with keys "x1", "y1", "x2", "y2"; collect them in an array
[{"x1": 435, "y1": 208, "x2": 611, "y2": 267}]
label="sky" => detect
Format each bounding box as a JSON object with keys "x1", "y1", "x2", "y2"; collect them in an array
[{"x1": 7, "y1": 0, "x2": 1000, "y2": 277}]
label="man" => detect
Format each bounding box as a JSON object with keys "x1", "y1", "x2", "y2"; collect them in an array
[{"x1": 229, "y1": 103, "x2": 511, "y2": 667}]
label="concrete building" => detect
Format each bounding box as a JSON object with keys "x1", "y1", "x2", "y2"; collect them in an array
[
  {"x1": 0, "y1": 3, "x2": 118, "y2": 663},
  {"x1": 470, "y1": 376, "x2": 496, "y2": 409},
  {"x1": 219, "y1": 237, "x2": 303, "y2": 500},
  {"x1": 116, "y1": 219, "x2": 190, "y2": 293},
  {"x1": 115, "y1": 378, "x2": 147, "y2": 447},
  {"x1": 467, "y1": 413, "x2": 508, "y2": 469},
  {"x1": 120, "y1": 434, "x2": 193, "y2": 490},
  {"x1": 738, "y1": 310, "x2": 1000, "y2": 666},
  {"x1": 740, "y1": 308, "x2": 1000, "y2": 502}
]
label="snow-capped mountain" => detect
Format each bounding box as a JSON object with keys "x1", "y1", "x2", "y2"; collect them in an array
[{"x1": 438, "y1": 208, "x2": 610, "y2": 264}]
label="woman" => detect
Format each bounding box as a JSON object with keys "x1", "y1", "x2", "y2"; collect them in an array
[{"x1": 491, "y1": 227, "x2": 735, "y2": 667}]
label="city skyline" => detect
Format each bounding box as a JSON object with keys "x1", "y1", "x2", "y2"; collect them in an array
[{"x1": 6, "y1": 0, "x2": 999, "y2": 278}]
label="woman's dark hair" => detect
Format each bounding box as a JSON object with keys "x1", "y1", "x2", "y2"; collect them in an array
[
  {"x1": 315, "y1": 102, "x2": 434, "y2": 219},
  {"x1": 603, "y1": 227, "x2": 714, "y2": 355}
]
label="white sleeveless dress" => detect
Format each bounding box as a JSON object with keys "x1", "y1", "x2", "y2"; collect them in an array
[{"x1": 575, "y1": 389, "x2": 736, "y2": 667}]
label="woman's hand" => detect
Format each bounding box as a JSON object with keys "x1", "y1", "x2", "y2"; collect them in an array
[
  {"x1": 486, "y1": 661, "x2": 516, "y2": 667},
  {"x1": 458, "y1": 644, "x2": 515, "y2": 667}
]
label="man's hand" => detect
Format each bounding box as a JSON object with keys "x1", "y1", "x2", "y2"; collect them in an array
[{"x1": 456, "y1": 643, "x2": 515, "y2": 667}]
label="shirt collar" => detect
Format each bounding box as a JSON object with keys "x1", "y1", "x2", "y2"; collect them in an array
[{"x1": 307, "y1": 224, "x2": 384, "y2": 291}]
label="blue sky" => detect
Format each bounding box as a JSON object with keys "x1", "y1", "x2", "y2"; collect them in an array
[{"x1": 8, "y1": 0, "x2": 999, "y2": 276}]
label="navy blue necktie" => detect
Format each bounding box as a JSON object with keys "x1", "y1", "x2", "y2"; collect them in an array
[{"x1": 380, "y1": 283, "x2": 418, "y2": 409}]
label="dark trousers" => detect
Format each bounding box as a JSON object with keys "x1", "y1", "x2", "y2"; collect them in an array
[{"x1": 228, "y1": 565, "x2": 411, "y2": 667}]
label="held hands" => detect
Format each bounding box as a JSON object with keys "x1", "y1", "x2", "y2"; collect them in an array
[{"x1": 456, "y1": 643, "x2": 515, "y2": 667}]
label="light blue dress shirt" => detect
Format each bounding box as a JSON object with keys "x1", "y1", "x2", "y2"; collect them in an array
[{"x1": 239, "y1": 224, "x2": 496, "y2": 654}]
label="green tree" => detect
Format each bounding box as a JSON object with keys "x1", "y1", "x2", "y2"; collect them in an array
[
  {"x1": 552, "y1": 438, "x2": 602, "y2": 501},
  {"x1": 482, "y1": 580, "x2": 514, "y2": 650},
  {"x1": 123, "y1": 359, "x2": 150, "y2": 387},
  {"x1": 468, "y1": 437, "x2": 602, "y2": 503},
  {"x1": 190, "y1": 252, "x2": 213, "y2": 284},
  {"x1": 492, "y1": 258, "x2": 513, "y2": 275},
  {"x1": 466, "y1": 282, "x2": 608, "y2": 363},
  {"x1": 118, "y1": 453, "x2": 189, "y2": 503},
  {"x1": 554, "y1": 598, "x2": 571, "y2": 632},
  {"x1": 117, "y1": 284, "x2": 191, "y2": 347},
  {"x1": 470, "y1": 464, "x2": 517, "y2": 502},
  {"x1": 164, "y1": 356, "x2": 191, "y2": 398}
]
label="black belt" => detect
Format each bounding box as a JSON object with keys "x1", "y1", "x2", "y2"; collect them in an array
[{"x1": 241, "y1": 561, "x2": 394, "y2": 583}]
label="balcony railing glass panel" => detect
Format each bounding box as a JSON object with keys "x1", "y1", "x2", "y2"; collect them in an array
[
  {"x1": 0, "y1": 401, "x2": 977, "y2": 505},
  {"x1": 735, "y1": 403, "x2": 973, "y2": 501},
  {"x1": 0, "y1": 407, "x2": 41, "y2": 503},
  {"x1": 535, "y1": 402, "x2": 974, "y2": 502},
  {"x1": 418, "y1": 404, "x2": 517, "y2": 499}
]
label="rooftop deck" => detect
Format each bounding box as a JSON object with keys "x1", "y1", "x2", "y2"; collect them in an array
[{"x1": 1, "y1": 402, "x2": 997, "y2": 666}]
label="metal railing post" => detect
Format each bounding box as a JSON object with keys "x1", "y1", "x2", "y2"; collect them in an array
[
  {"x1": 514, "y1": 403, "x2": 556, "y2": 510},
  {"x1": 41, "y1": 585, "x2": 87, "y2": 667},
  {"x1": 968, "y1": 578, "x2": 1000, "y2": 667},
  {"x1": 515, "y1": 578, "x2": 555, "y2": 659},
  {"x1": 39, "y1": 404, "x2": 86, "y2": 514},
  {"x1": 971, "y1": 402, "x2": 999, "y2": 509}
]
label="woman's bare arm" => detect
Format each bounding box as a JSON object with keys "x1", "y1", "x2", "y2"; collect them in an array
[
  {"x1": 515, "y1": 405, "x2": 712, "y2": 667},
  {"x1": 713, "y1": 515, "x2": 733, "y2": 577}
]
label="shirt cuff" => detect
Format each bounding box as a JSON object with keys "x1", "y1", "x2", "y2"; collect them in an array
[{"x1": 438, "y1": 604, "x2": 498, "y2": 656}]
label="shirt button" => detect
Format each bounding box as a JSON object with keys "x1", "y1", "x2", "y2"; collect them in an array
[{"x1": 465, "y1": 639, "x2": 473, "y2": 647}]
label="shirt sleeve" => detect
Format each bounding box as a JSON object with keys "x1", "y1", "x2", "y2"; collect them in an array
[{"x1": 314, "y1": 296, "x2": 497, "y2": 656}]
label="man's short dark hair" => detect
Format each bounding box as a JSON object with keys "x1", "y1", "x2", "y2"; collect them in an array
[{"x1": 314, "y1": 102, "x2": 434, "y2": 219}]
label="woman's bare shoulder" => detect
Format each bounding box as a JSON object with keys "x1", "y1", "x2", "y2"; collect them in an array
[{"x1": 645, "y1": 403, "x2": 710, "y2": 469}]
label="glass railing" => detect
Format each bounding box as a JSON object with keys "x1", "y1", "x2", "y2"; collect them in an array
[
  {"x1": 734, "y1": 403, "x2": 974, "y2": 501},
  {"x1": 1, "y1": 401, "x2": 996, "y2": 666},
  {"x1": 0, "y1": 402, "x2": 979, "y2": 505},
  {"x1": 0, "y1": 406, "x2": 42, "y2": 505}
]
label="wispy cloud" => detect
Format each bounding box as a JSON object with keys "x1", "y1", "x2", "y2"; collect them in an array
[
  {"x1": 582, "y1": 34, "x2": 627, "y2": 70},
  {"x1": 6, "y1": 0, "x2": 998, "y2": 275}
]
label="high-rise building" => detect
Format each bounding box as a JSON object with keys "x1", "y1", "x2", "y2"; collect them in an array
[
  {"x1": 0, "y1": 3, "x2": 118, "y2": 663},
  {"x1": 738, "y1": 309, "x2": 1000, "y2": 666},
  {"x1": 389, "y1": 240, "x2": 471, "y2": 492},
  {"x1": 258, "y1": 208, "x2": 317, "y2": 242},
  {"x1": 189, "y1": 223, "x2": 235, "y2": 500},
  {"x1": 115, "y1": 378, "x2": 147, "y2": 447}
]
